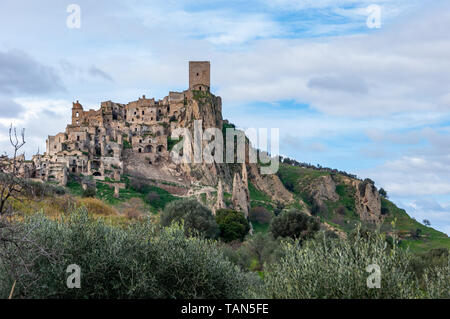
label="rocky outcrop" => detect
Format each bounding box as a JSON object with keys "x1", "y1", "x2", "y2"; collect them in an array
[
  {"x1": 181, "y1": 92, "x2": 223, "y2": 129},
  {"x1": 295, "y1": 172, "x2": 383, "y2": 225},
  {"x1": 309, "y1": 175, "x2": 339, "y2": 206},
  {"x1": 248, "y1": 163, "x2": 294, "y2": 204},
  {"x1": 352, "y1": 179, "x2": 382, "y2": 224},
  {"x1": 214, "y1": 179, "x2": 226, "y2": 214},
  {"x1": 174, "y1": 92, "x2": 235, "y2": 192},
  {"x1": 231, "y1": 165, "x2": 250, "y2": 218}
]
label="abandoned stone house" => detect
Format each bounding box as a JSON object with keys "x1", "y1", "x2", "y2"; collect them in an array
[{"x1": 28, "y1": 61, "x2": 212, "y2": 186}]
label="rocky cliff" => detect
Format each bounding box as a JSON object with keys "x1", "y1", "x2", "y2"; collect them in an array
[{"x1": 276, "y1": 164, "x2": 385, "y2": 227}]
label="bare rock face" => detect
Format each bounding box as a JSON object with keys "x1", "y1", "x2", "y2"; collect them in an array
[
  {"x1": 353, "y1": 179, "x2": 382, "y2": 224},
  {"x1": 214, "y1": 179, "x2": 226, "y2": 214},
  {"x1": 175, "y1": 93, "x2": 235, "y2": 192},
  {"x1": 231, "y1": 170, "x2": 250, "y2": 217},
  {"x1": 179, "y1": 93, "x2": 223, "y2": 130},
  {"x1": 242, "y1": 162, "x2": 248, "y2": 189},
  {"x1": 181, "y1": 162, "x2": 234, "y2": 193},
  {"x1": 322, "y1": 222, "x2": 347, "y2": 239},
  {"x1": 312, "y1": 175, "x2": 383, "y2": 224},
  {"x1": 123, "y1": 151, "x2": 189, "y2": 187},
  {"x1": 310, "y1": 175, "x2": 339, "y2": 206},
  {"x1": 248, "y1": 163, "x2": 294, "y2": 204}
]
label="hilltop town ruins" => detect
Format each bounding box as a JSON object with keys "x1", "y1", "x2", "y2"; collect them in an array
[{"x1": 2, "y1": 62, "x2": 293, "y2": 216}]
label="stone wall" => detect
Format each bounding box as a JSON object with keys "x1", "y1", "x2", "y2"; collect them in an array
[{"x1": 189, "y1": 61, "x2": 210, "y2": 90}]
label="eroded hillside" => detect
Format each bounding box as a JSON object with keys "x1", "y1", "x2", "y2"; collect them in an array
[{"x1": 275, "y1": 163, "x2": 450, "y2": 253}]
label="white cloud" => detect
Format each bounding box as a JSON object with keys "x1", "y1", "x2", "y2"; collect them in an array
[
  {"x1": 265, "y1": 0, "x2": 421, "y2": 12},
  {"x1": 0, "y1": 98, "x2": 71, "y2": 157},
  {"x1": 88, "y1": 66, "x2": 115, "y2": 83},
  {"x1": 0, "y1": 99, "x2": 25, "y2": 118},
  {"x1": 362, "y1": 154, "x2": 450, "y2": 196},
  {"x1": 0, "y1": 49, "x2": 65, "y2": 95},
  {"x1": 209, "y1": 15, "x2": 450, "y2": 117},
  {"x1": 128, "y1": 4, "x2": 282, "y2": 45}
]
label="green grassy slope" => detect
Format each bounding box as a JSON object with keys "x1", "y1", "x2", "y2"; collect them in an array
[
  {"x1": 380, "y1": 199, "x2": 450, "y2": 252},
  {"x1": 67, "y1": 175, "x2": 177, "y2": 213},
  {"x1": 248, "y1": 181, "x2": 274, "y2": 234}
]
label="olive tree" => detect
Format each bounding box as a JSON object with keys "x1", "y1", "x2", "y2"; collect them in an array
[
  {"x1": 269, "y1": 208, "x2": 320, "y2": 240},
  {"x1": 161, "y1": 198, "x2": 219, "y2": 239}
]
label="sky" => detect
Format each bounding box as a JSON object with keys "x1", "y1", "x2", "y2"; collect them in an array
[{"x1": 0, "y1": 0, "x2": 449, "y2": 235}]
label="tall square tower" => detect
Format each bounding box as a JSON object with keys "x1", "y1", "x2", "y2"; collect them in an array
[{"x1": 189, "y1": 61, "x2": 210, "y2": 91}]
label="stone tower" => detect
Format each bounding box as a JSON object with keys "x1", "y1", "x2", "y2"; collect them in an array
[
  {"x1": 72, "y1": 100, "x2": 83, "y2": 126},
  {"x1": 189, "y1": 61, "x2": 210, "y2": 91}
]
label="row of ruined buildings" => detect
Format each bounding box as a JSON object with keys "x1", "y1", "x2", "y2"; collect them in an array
[
  {"x1": 1, "y1": 61, "x2": 300, "y2": 224},
  {"x1": 14, "y1": 62, "x2": 212, "y2": 186}
]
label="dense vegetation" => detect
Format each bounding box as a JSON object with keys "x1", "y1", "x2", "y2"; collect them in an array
[
  {"x1": 276, "y1": 163, "x2": 450, "y2": 253},
  {"x1": 261, "y1": 227, "x2": 449, "y2": 299},
  {"x1": 1, "y1": 208, "x2": 448, "y2": 299},
  {"x1": 0, "y1": 210, "x2": 255, "y2": 298}
]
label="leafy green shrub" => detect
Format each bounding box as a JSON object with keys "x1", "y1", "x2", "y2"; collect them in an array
[
  {"x1": 122, "y1": 138, "x2": 132, "y2": 150},
  {"x1": 220, "y1": 242, "x2": 253, "y2": 271},
  {"x1": 249, "y1": 206, "x2": 272, "y2": 224},
  {"x1": 269, "y1": 208, "x2": 319, "y2": 240},
  {"x1": 0, "y1": 210, "x2": 256, "y2": 299},
  {"x1": 410, "y1": 248, "x2": 449, "y2": 278},
  {"x1": 260, "y1": 227, "x2": 430, "y2": 299},
  {"x1": 215, "y1": 209, "x2": 250, "y2": 242},
  {"x1": 161, "y1": 198, "x2": 219, "y2": 239},
  {"x1": 82, "y1": 186, "x2": 96, "y2": 198},
  {"x1": 273, "y1": 202, "x2": 284, "y2": 216},
  {"x1": 147, "y1": 191, "x2": 160, "y2": 204},
  {"x1": 378, "y1": 188, "x2": 388, "y2": 198},
  {"x1": 422, "y1": 259, "x2": 450, "y2": 299}
]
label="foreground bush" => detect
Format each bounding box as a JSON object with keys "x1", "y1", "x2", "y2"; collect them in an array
[
  {"x1": 161, "y1": 198, "x2": 219, "y2": 238},
  {"x1": 260, "y1": 228, "x2": 449, "y2": 299},
  {"x1": 0, "y1": 210, "x2": 256, "y2": 299},
  {"x1": 422, "y1": 259, "x2": 450, "y2": 299}
]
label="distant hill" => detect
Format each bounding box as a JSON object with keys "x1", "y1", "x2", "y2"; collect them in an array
[{"x1": 272, "y1": 162, "x2": 449, "y2": 254}]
